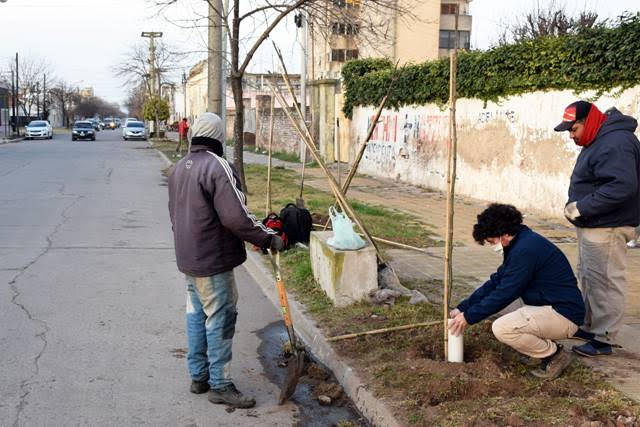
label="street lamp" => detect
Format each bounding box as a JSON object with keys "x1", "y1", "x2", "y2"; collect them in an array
[{"x1": 182, "y1": 71, "x2": 187, "y2": 121}]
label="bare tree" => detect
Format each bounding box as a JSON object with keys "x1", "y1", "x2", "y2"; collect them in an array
[
  {"x1": 497, "y1": 0, "x2": 604, "y2": 45},
  {"x1": 124, "y1": 84, "x2": 147, "y2": 119},
  {"x1": 113, "y1": 41, "x2": 186, "y2": 137},
  {"x1": 75, "y1": 96, "x2": 124, "y2": 119},
  {"x1": 50, "y1": 81, "x2": 80, "y2": 128},
  {"x1": 6, "y1": 55, "x2": 52, "y2": 118},
  {"x1": 153, "y1": 0, "x2": 410, "y2": 191}
]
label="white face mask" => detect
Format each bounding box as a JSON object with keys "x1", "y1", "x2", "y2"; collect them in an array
[{"x1": 489, "y1": 241, "x2": 503, "y2": 254}]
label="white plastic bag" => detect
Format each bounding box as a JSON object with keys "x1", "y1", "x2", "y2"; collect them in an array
[{"x1": 326, "y1": 206, "x2": 366, "y2": 250}]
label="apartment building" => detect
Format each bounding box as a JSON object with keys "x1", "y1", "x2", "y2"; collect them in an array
[{"x1": 305, "y1": 0, "x2": 472, "y2": 162}]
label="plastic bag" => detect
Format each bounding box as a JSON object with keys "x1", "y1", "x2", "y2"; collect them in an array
[{"x1": 326, "y1": 206, "x2": 366, "y2": 250}]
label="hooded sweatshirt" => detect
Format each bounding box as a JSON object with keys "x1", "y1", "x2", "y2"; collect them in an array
[{"x1": 568, "y1": 108, "x2": 640, "y2": 228}]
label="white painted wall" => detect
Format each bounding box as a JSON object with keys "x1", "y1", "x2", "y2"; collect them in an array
[{"x1": 350, "y1": 87, "x2": 640, "y2": 217}]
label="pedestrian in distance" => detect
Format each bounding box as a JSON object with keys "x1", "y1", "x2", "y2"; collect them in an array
[
  {"x1": 554, "y1": 100, "x2": 640, "y2": 357},
  {"x1": 168, "y1": 112, "x2": 284, "y2": 409},
  {"x1": 177, "y1": 117, "x2": 189, "y2": 153},
  {"x1": 448, "y1": 204, "x2": 585, "y2": 379}
]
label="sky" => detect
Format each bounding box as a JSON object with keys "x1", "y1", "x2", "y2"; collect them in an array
[{"x1": 1, "y1": 0, "x2": 639, "y2": 107}]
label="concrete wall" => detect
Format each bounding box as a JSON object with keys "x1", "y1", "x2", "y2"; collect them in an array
[
  {"x1": 349, "y1": 87, "x2": 640, "y2": 218},
  {"x1": 394, "y1": 0, "x2": 440, "y2": 63},
  {"x1": 254, "y1": 94, "x2": 308, "y2": 155}
]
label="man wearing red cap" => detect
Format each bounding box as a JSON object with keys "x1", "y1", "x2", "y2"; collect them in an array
[{"x1": 555, "y1": 101, "x2": 640, "y2": 357}]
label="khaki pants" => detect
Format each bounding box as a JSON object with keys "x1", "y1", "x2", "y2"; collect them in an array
[
  {"x1": 577, "y1": 226, "x2": 634, "y2": 344},
  {"x1": 492, "y1": 305, "x2": 578, "y2": 358}
]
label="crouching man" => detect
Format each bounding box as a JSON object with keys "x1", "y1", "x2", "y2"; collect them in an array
[{"x1": 448, "y1": 204, "x2": 585, "y2": 379}]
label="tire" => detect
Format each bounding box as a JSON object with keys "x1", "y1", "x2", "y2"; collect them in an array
[
  {"x1": 91, "y1": 137, "x2": 96, "y2": 141},
  {"x1": 72, "y1": 137, "x2": 76, "y2": 141}
]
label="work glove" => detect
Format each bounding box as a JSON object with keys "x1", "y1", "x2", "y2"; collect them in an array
[
  {"x1": 564, "y1": 201, "x2": 581, "y2": 221},
  {"x1": 270, "y1": 235, "x2": 285, "y2": 252}
]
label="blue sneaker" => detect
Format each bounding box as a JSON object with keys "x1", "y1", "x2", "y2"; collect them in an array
[{"x1": 572, "y1": 341, "x2": 612, "y2": 357}]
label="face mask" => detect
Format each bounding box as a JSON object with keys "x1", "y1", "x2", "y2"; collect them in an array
[{"x1": 489, "y1": 241, "x2": 503, "y2": 254}]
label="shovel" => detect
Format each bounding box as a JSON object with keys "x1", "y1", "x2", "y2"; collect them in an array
[{"x1": 267, "y1": 249, "x2": 306, "y2": 404}]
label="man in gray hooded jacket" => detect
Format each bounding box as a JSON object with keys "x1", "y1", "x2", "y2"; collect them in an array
[
  {"x1": 168, "y1": 112, "x2": 283, "y2": 408},
  {"x1": 554, "y1": 101, "x2": 640, "y2": 357}
]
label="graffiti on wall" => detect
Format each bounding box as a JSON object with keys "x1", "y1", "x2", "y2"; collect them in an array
[
  {"x1": 477, "y1": 109, "x2": 517, "y2": 124},
  {"x1": 362, "y1": 112, "x2": 448, "y2": 173}
]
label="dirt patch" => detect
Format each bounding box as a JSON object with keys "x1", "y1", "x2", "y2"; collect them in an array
[{"x1": 333, "y1": 322, "x2": 640, "y2": 426}]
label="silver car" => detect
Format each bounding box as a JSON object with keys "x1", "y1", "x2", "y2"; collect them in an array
[
  {"x1": 25, "y1": 120, "x2": 53, "y2": 140},
  {"x1": 122, "y1": 121, "x2": 147, "y2": 141}
]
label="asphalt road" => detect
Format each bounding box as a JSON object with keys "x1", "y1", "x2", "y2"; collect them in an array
[{"x1": 0, "y1": 130, "x2": 300, "y2": 426}]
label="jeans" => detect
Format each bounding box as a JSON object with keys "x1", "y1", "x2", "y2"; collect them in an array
[{"x1": 185, "y1": 270, "x2": 238, "y2": 389}]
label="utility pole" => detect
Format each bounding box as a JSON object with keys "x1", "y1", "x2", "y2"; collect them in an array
[
  {"x1": 221, "y1": 0, "x2": 229, "y2": 156},
  {"x1": 208, "y1": 0, "x2": 223, "y2": 115},
  {"x1": 43, "y1": 73, "x2": 47, "y2": 121},
  {"x1": 141, "y1": 31, "x2": 163, "y2": 139},
  {"x1": 11, "y1": 70, "x2": 15, "y2": 134},
  {"x1": 36, "y1": 82, "x2": 40, "y2": 119},
  {"x1": 15, "y1": 52, "x2": 19, "y2": 137}
]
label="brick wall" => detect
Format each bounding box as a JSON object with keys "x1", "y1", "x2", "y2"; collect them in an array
[{"x1": 255, "y1": 94, "x2": 310, "y2": 156}]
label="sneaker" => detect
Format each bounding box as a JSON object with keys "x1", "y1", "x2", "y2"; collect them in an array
[
  {"x1": 627, "y1": 240, "x2": 637, "y2": 248},
  {"x1": 531, "y1": 345, "x2": 574, "y2": 379},
  {"x1": 190, "y1": 379, "x2": 210, "y2": 394},
  {"x1": 572, "y1": 328, "x2": 595, "y2": 342},
  {"x1": 208, "y1": 383, "x2": 256, "y2": 408},
  {"x1": 572, "y1": 340, "x2": 613, "y2": 357}
]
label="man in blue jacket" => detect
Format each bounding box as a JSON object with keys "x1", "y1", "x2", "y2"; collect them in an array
[
  {"x1": 449, "y1": 204, "x2": 585, "y2": 379},
  {"x1": 554, "y1": 101, "x2": 640, "y2": 357}
]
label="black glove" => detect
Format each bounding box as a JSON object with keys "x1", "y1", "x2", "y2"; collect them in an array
[{"x1": 270, "y1": 235, "x2": 285, "y2": 252}]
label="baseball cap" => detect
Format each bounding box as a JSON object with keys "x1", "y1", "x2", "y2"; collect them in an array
[{"x1": 554, "y1": 101, "x2": 592, "y2": 132}]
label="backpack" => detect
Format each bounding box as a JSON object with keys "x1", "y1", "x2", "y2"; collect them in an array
[
  {"x1": 279, "y1": 203, "x2": 312, "y2": 246},
  {"x1": 261, "y1": 213, "x2": 288, "y2": 251}
]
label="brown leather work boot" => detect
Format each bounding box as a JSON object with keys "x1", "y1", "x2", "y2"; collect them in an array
[{"x1": 208, "y1": 383, "x2": 256, "y2": 408}]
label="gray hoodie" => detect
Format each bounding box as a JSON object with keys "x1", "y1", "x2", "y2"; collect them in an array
[{"x1": 168, "y1": 145, "x2": 275, "y2": 277}]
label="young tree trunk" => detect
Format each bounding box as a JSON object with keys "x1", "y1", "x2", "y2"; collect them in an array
[{"x1": 231, "y1": 74, "x2": 246, "y2": 192}]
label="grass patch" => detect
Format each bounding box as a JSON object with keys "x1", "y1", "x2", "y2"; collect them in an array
[{"x1": 244, "y1": 163, "x2": 438, "y2": 248}]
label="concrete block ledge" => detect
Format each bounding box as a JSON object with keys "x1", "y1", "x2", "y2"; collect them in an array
[{"x1": 243, "y1": 250, "x2": 401, "y2": 427}]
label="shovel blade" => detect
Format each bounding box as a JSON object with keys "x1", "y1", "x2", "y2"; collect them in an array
[{"x1": 278, "y1": 350, "x2": 305, "y2": 405}]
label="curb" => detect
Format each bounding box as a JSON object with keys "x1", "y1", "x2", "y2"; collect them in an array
[
  {"x1": 243, "y1": 250, "x2": 401, "y2": 427},
  {"x1": 149, "y1": 143, "x2": 173, "y2": 167},
  {"x1": 0, "y1": 137, "x2": 24, "y2": 145}
]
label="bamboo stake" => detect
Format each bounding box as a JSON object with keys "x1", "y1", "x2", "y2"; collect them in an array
[
  {"x1": 322, "y1": 63, "x2": 400, "y2": 231},
  {"x1": 327, "y1": 320, "x2": 440, "y2": 342},
  {"x1": 266, "y1": 87, "x2": 275, "y2": 217},
  {"x1": 443, "y1": 12, "x2": 459, "y2": 361},
  {"x1": 312, "y1": 223, "x2": 433, "y2": 254},
  {"x1": 268, "y1": 81, "x2": 389, "y2": 266}
]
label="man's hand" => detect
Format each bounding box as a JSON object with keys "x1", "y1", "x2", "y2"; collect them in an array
[
  {"x1": 270, "y1": 235, "x2": 285, "y2": 252},
  {"x1": 564, "y1": 201, "x2": 581, "y2": 221},
  {"x1": 448, "y1": 312, "x2": 468, "y2": 337},
  {"x1": 449, "y1": 308, "x2": 461, "y2": 318}
]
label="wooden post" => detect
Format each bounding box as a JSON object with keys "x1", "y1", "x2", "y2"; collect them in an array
[
  {"x1": 266, "y1": 90, "x2": 275, "y2": 217},
  {"x1": 444, "y1": 11, "x2": 459, "y2": 361}
]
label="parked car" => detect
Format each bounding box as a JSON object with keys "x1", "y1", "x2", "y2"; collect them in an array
[
  {"x1": 115, "y1": 118, "x2": 122, "y2": 128},
  {"x1": 25, "y1": 120, "x2": 53, "y2": 140},
  {"x1": 72, "y1": 121, "x2": 96, "y2": 141},
  {"x1": 122, "y1": 121, "x2": 147, "y2": 141}
]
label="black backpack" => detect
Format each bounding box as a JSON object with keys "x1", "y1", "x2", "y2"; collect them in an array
[{"x1": 279, "y1": 203, "x2": 312, "y2": 246}]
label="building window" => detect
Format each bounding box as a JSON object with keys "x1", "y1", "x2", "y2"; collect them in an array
[
  {"x1": 439, "y1": 30, "x2": 470, "y2": 50},
  {"x1": 331, "y1": 22, "x2": 360, "y2": 35},
  {"x1": 441, "y1": 3, "x2": 459, "y2": 15},
  {"x1": 329, "y1": 49, "x2": 359, "y2": 62},
  {"x1": 333, "y1": 0, "x2": 361, "y2": 8}
]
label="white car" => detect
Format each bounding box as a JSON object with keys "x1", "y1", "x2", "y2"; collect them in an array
[
  {"x1": 25, "y1": 120, "x2": 53, "y2": 140},
  {"x1": 122, "y1": 121, "x2": 147, "y2": 141},
  {"x1": 124, "y1": 117, "x2": 138, "y2": 128}
]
